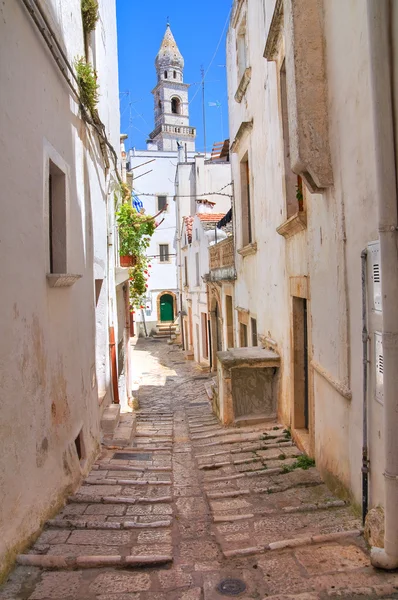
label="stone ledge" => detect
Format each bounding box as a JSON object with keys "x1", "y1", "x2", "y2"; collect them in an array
[
  {"x1": 216, "y1": 347, "x2": 280, "y2": 370},
  {"x1": 276, "y1": 211, "x2": 307, "y2": 239},
  {"x1": 237, "y1": 242, "x2": 257, "y2": 257},
  {"x1": 46, "y1": 273, "x2": 82, "y2": 287},
  {"x1": 235, "y1": 67, "x2": 252, "y2": 103}
]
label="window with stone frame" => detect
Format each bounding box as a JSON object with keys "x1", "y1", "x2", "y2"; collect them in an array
[
  {"x1": 236, "y1": 15, "x2": 248, "y2": 82},
  {"x1": 279, "y1": 59, "x2": 303, "y2": 219},
  {"x1": 240, "y1": 322, "x2": 248, "y2": 348},
  {"x1": 157, "y1": 195, "x2": 167, "y2": 212},
  {"x1": 195, "y1": 252, "x2": 200, "y2": 286},
  {"x1": 159, "y1": 244, "x2": 169, "y2": 262},
  {"x1": 48, "y1": 160, "x2": 67, "y2": 274},
  {"x1": 184, "y1": 256, "x2": 188, "y2": 286},
  {"x1": 240, "y1": 152, "x2": 252, "y2": 247}
]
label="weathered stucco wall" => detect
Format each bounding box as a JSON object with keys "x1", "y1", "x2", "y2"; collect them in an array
[
  {"x1": 226, "y1": 0, "x2": 387, "y2": 508},
  {"x1": 0, "y1": 0, "x2": 120, "y2": 577}
]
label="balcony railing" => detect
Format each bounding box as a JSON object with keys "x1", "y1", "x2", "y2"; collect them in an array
[{"x1": 207, "y1": 237, "x2": 236, "y2": 282}]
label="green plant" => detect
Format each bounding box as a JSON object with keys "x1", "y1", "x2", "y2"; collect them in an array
[
  {"x1": 280, "y1": 454, "x2": 315, "y2": 474},
  {"x1": 75, "y1": 57, "x2": 99, "y2": 114},
  {"x1": 81, "y1": 0, "x2": 99, "y2": 34},
  {"x1": 129, "y1": 256, "x2": 150, "y2": 308},
  {"x1": 116, "y1": 203, "x2": 155, "y2": 257}
]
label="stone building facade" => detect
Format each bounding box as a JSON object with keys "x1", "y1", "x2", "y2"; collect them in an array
[
  {"x1": 0, "y1": 0, "x2": 126, "y2": 577},
  {"x1": 220, "y1": 0, "x2": 398, "y2": 567}
]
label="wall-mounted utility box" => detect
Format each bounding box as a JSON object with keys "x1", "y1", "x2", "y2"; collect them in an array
[
  {"x1": 374, "y1": 331, "x2": 384, "y2": 405},
  {"x1": 368, "y1": 241, "x2": 382, "y2": 313}
]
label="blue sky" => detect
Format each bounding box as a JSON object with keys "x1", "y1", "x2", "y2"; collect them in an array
[{"x1": 116, "y1": 0, "x2": 232, "y2": 153}]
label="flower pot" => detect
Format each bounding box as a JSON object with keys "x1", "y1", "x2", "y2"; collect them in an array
[{"x1": 120, "y1": 255, "x2": 137, "y2": 267}]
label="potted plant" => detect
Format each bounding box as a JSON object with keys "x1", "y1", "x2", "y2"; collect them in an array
[{"x1": 116, "y1": 203, "x2": 155, "y2": 267}]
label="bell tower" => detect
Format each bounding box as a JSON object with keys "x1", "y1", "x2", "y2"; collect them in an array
[{"x1": 148, "y1": 25, "x2": 196, "y2": 152}]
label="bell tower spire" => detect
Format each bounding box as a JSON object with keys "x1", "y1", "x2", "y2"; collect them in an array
[{"x1": 148, "y1": 25, "x2": 196, "y2": 152}]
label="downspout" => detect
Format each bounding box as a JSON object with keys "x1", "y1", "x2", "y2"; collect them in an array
[
  {"x1": 361, "y1": 249, "x2": 369, "y2": 526},
  {"x1": 367, "y1": 0, "x2": 398, "y2": 570},
  {"x1": 106, "y1": 172, "x2": 119, "y2": 405}
]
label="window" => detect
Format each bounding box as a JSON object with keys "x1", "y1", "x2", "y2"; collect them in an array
[
  {"x1": 251, "y1": 318, "x2": 258, "y2": 346},
  {"x1": 171, "y1": 97, "x2": 181, "y2": 115},
  {"x1": 184, "y1": 256, "x2": 188, "y2": 286},
  {"x1": 164, "y1": 70, "x2": 168, "y2": 79},
  {"x1": 240, "y1": 153, "x2": 252, "y2": 247},
  {"x1": 239, "y1": 323, "x2": 248, "y2": 348},
  {"x1": 157, "y1": 195, "x2": 167, "y2": 211},
  {"x1": 201, "y1": 313, "x2": 209, "y2": 359},
  {"x1": 280, "y1": 59, "x2": 301, "y2": 218},
  {"x1": 158, "y1": 99, "x2": 162, "y2": 110},
  {"x1": 173, "y1": 70, "x2": 177, "y2": 79},
  {"x1": 49, "y1": 160, "x2": 67, "y2": 273},
  {"x1": 159, "y1": 244, "x2": 169, "y2": 262},
  {"x1": 237, "y1": 17, "x2": 248, "y2": 80},
  {"x1": 195, "y1": 253, "x2": 200, "y2": 286},
  {"x1": 195, "y1": 227, "x2": 199, "y2": 241}
]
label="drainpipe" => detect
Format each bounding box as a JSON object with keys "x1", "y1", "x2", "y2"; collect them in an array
[
  {"x1": 361, "y1": 249, "x2": 369, "y2": 526},
  {"x1": 106, "y1": 171, "x2": 119, "y2": 405},
  {"x1": 367, "y1": 0, "x2": 398, "y2": 570}
]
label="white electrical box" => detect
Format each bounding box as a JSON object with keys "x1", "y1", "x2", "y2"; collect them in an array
[
  {"x1": 375, "y1": 332, "x2": 384, "y2": 405},
  {"x1": 368, "y1": 241, "x2": 382, "y2": 313}
]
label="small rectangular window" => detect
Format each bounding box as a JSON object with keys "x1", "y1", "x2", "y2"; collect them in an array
[
  {"x1": 240, "y1": 323, "x2": 248, "y2": 348},
  {"x1": 184, "y1": 256, "x2": 188, "y2": 286},
  {"x1": 157, "y1": 195, "x2": 167, "y2": 212},
  {"x1": 195, "y1": 253, "x2": 200, "y2": 286},
  {"x1": 201, "y1": 313, "x2": 209, "y2": 359},
  {"x1": 280, "y1": 59, "x2": 301, "y2": 218},
  {"x1": 159, "y1": 244, "x2": 169, "y2": 262},
  {"x1": 49, "y1": 160, "x2": 67, "y2": 273},
  {"x1": 251, "y1": 318, "x2": 258, "y2": 347},
  {"x1": 195, "y1": 228, "x2": 199, "y2": 241},
  {"x1": 240, "y1": 154, "x2": 252, "y2": 247}
]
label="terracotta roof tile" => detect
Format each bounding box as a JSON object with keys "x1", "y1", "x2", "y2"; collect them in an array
[{"x1": 197, "y1": 213, "x2": 226, "y2": 222}]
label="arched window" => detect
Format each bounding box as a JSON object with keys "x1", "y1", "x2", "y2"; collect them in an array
[
  {"x1": 173, "y1": 70, "x2": 177, "y2": 79},
  {"x1": 164, "y1": 70, "x2": 168, "y2": 79},
  {"x1": 158, "y1": 99, "x2": 162, "y2": 110},
  {"x1": 171, "y1": 97, "x2": 181, "y2": 115}
]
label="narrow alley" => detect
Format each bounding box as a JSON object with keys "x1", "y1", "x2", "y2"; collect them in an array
[{"x1": 1, "y1": 340, "x2": 398, "y2": 600}]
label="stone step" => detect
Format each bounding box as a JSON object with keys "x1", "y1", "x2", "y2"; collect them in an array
[
  {"x1": 16, "y1": 553, "x2": 172, "y2": 569},
  {"x1": 46, "y1": 518, "x2": 172, "y2": 529},
  {"x1": 111, "y1": 413, "x2": 136, "y2": 447},
  {"x1": 100, "y1": 404, "x2": 121, "y2": 435}
]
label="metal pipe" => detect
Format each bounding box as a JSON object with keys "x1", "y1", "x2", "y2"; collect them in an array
[
  {"x1": 366, "y1": 0, "x2": 398, "y2": 571},
  {"x1": 109, "y1": 327, "x2": 119, "y2": 405},
  {"x1": 361, "y1": 249, "x2": 369, "y2": 526},
  {"x1": 208, "y1": 318, "x2": 213, "y2": 372}
]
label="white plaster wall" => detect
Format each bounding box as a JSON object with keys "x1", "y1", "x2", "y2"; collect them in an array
[
  {"x1": 0, "y1": 0, "x2": 120, "y2": 575},
  {"x1": 227, "y1": 0, "x2": 292, "y2": 424},
  {"x1": 226, "y1": 0, "x2": 386, "y2": 507}
]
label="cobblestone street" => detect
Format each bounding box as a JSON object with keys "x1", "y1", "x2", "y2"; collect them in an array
[{"x1": 1, "y1": 339, "x2": 398, "y2": 600}]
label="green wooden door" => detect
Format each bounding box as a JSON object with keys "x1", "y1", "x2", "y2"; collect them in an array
[{"x1": 160, "y1": 294, "x2": 174, "y2": 322}]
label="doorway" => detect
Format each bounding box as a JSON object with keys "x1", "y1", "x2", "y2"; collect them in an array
[
  {"x1": 293, "y1": 297, "x2": 309, "y2": 429},
  {"x1": 160, "y1": 293, "x2": 174, "y2": 322},
  {"x1": 226, "y1": 295, "x2": 234, "y2": 348},
  {"x1": 215, "y1": 301, "x2": 223, "y2": 352}
]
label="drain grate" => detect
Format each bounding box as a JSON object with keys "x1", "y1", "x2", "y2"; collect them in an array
[
  {"x1": 216, "y1": 579, "x2": 247, "y2": 596},
  {"x1": 113, "y1": 452, "x2": 152, "y2": 461}
]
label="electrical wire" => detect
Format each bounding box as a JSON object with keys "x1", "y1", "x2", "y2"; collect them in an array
[{"x1": 189, "y1": 7, "x2": 232, "y2": 106}]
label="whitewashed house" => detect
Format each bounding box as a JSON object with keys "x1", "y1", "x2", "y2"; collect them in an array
[
  {"x1": 224, "y1": 0, "x2": 398, "y2": 567},
  {"x1": 0, "y1": 0, "x2": 125, "y2": 576}
]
